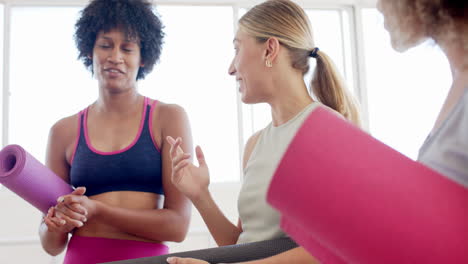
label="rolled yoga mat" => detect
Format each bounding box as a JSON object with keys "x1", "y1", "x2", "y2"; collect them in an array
[
  {"x1": 267, "y1": 106, "x2": 468, "y2": 264},
  {"x1": 0, "y1": 144, "x2": 73, "y2": 214},
  {"x1": 102, "y1": 237, "x2": 298, "y2": 264}
]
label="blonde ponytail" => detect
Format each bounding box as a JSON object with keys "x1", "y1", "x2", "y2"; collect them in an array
[{"x1": 312, "y1": 50, "x2": 362, "y2": 127}]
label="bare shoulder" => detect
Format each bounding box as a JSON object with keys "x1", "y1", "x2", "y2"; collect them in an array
[
  {"x1": 242, "y1": 129, "x2": 263, "y2": 169},
  {"x1": 151, "y1": 100, "x2": 192, "y2": 147},
  {"x1": 154, "y1": 101, "x2": 190, "y2": 129},
  {"x1": 47, "y1": 113, "x2": 80, "y2": 164},
  {"x1": 156, "y1": 101, "x2": 189, "y2": 120},
  {"x1": 49, "y1": 114, "x2": 79, "y2": 143}
]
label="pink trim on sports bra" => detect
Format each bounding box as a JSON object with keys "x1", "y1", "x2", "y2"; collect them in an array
[
  {"x1": 148, "y1": 99, "x2": 161, "y2": 153},
  {"x1": 70, "y1": 110, "x2": 84, "y2": 165},
  {"x1": 83, "y1": 97, "x2": 148, "y2": 155}
]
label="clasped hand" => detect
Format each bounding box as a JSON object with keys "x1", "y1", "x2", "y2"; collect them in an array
[{"x1": 43, "y1": 187, "x2": 95, "y2": 234}]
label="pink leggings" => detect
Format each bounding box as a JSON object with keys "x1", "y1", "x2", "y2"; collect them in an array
[{"x1": 63, "y1": 235, "x2": 169, "y2": 264}]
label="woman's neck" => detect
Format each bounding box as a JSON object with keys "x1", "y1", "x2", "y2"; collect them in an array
[
  {"x1": 269, "y1": 74, "x2": 313, "y2": 127},
  {"x1": 430, "y1": 37, "x2": 468, "y2": 132},
  {"x1": 439, "y1": 36, "x2": 468, "y2": 86},
  {"x1": 94, "y1": 90, "x2": 143, "y2": 115}
]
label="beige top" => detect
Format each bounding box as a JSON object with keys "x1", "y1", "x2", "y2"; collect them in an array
[{"x1": 237, "y1": 102, "x2": 320, "y2": 244}]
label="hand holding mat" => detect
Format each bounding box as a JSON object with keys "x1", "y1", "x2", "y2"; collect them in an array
[
  {"x1": 267, "y1": 106, "x2": 468, "y2": 264},
  {"x1": 0, "y1": 144, "x2": 74, "y2": 214}
]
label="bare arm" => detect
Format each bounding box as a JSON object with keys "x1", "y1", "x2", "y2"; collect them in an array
[
  {"x1": 191, "y1": 183, "x2": 241, "y2": 246},
  {"x1": 39, "y1": 117, "x2": 84, "y2": 256},
  {"x1": 158, "y1": 104, "x2": 193, "y2": 241},
  {"x1": 196, "y1": 130, "x2": 259, "y2": 245},
  {"x1": 92, "y1": 201, "x2": 189, "y2": 242},
  {"x1": 60, "y1": 189, "x2": 190, "y2": 242},
  {"x1": 166, "y1": 130, "x2": 261, "y2": 246},
  {"x1": 166, "y1": 134, "x2": 241, "y2": 246}
]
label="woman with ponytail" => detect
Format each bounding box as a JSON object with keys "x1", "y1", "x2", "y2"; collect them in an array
[{"x1": 165, "y1": 1, "x2": 361, "y2": 263}]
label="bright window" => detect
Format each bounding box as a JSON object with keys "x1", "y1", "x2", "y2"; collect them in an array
[
  {"x1": 361, "y1": 9, "x2": 452, "y2": 159},
  {"x1": 9, "y1": 7, "x2": 96, "y2": 163},
  {"x1": 139, "y1": 6, "x2": 239, "y2": 182}
]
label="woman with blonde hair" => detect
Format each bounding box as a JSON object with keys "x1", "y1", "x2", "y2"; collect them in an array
[{"x1": 165, "y1": 0, "x2": 361, "y2": 263}]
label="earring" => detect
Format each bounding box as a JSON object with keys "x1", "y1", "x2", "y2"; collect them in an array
[{"x1": 265, "y1": 59, "x2": 273, "y2": 68}]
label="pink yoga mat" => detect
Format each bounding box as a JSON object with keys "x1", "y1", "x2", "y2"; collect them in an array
[
  {"x1": 267, "y1": 106, "x2": 468, "y2": 264},
  {"x1": 0, "y1": 144, "x2": 73, "y2": 214}
]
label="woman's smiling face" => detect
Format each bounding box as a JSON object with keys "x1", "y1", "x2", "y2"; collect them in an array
[{"x1": 92, "y1": 28, "x2": 143, "y2": 92}]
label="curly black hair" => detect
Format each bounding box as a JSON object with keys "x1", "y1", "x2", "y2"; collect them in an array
[{"x1": 74, "y1": 0, "x2": 164, "y2": 80}]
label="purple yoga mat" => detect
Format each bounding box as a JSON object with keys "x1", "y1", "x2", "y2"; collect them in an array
[{"x1": 0, "y1": 144, "x2": 73, "y2": 214}]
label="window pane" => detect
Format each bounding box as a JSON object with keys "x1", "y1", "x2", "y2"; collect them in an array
[
  {"x1": 139, "y1": 6, "x2": 239, "y2": 182},
  {"x1": 362, "y1": 9, "x2": 451, "y2": 159},
  {"x1": 9, "y1": 7, "x2": 96, "y2": 163},
  {"x1": 307, "y1": 9, "x2": 349, "y2": 84}
]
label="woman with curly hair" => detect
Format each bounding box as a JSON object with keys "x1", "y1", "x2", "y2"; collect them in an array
[
  {"x1": 38, "y1": 0, "x2": 192, "y2": 263},
  {"x1": 377, "y1": 0, "x2": 468, "y2": 186}
]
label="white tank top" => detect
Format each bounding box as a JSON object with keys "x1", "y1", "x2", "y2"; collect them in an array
[{"x1": 237, "y1": 102, "x2": 320, "y2": 244}]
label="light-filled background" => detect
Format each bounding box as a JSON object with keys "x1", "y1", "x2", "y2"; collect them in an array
[{"x1": 0, "y1": 0, "x2": 452, "y2": 263}]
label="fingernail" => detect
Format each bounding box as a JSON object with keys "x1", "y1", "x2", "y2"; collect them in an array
[
  {"x1": 78, "y1": 222, "x2": 83, "y2": 227},
  {"x1": 57, "y1": 197, "x2": 64, "y2": 203},
  {"x1": 60, "y1": 220, "x2": 66, "y2": 225},
  {"x1": 83, "y1": 218, "x2": 87, "y2": 222},
  {"x1": 166, "y1": 257, "x2": 174, "y2": 263}
]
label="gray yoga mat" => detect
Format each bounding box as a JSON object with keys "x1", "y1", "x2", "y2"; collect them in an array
[{"x1": 102, "y1": 237, "x2": 298, "y2": 264}]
